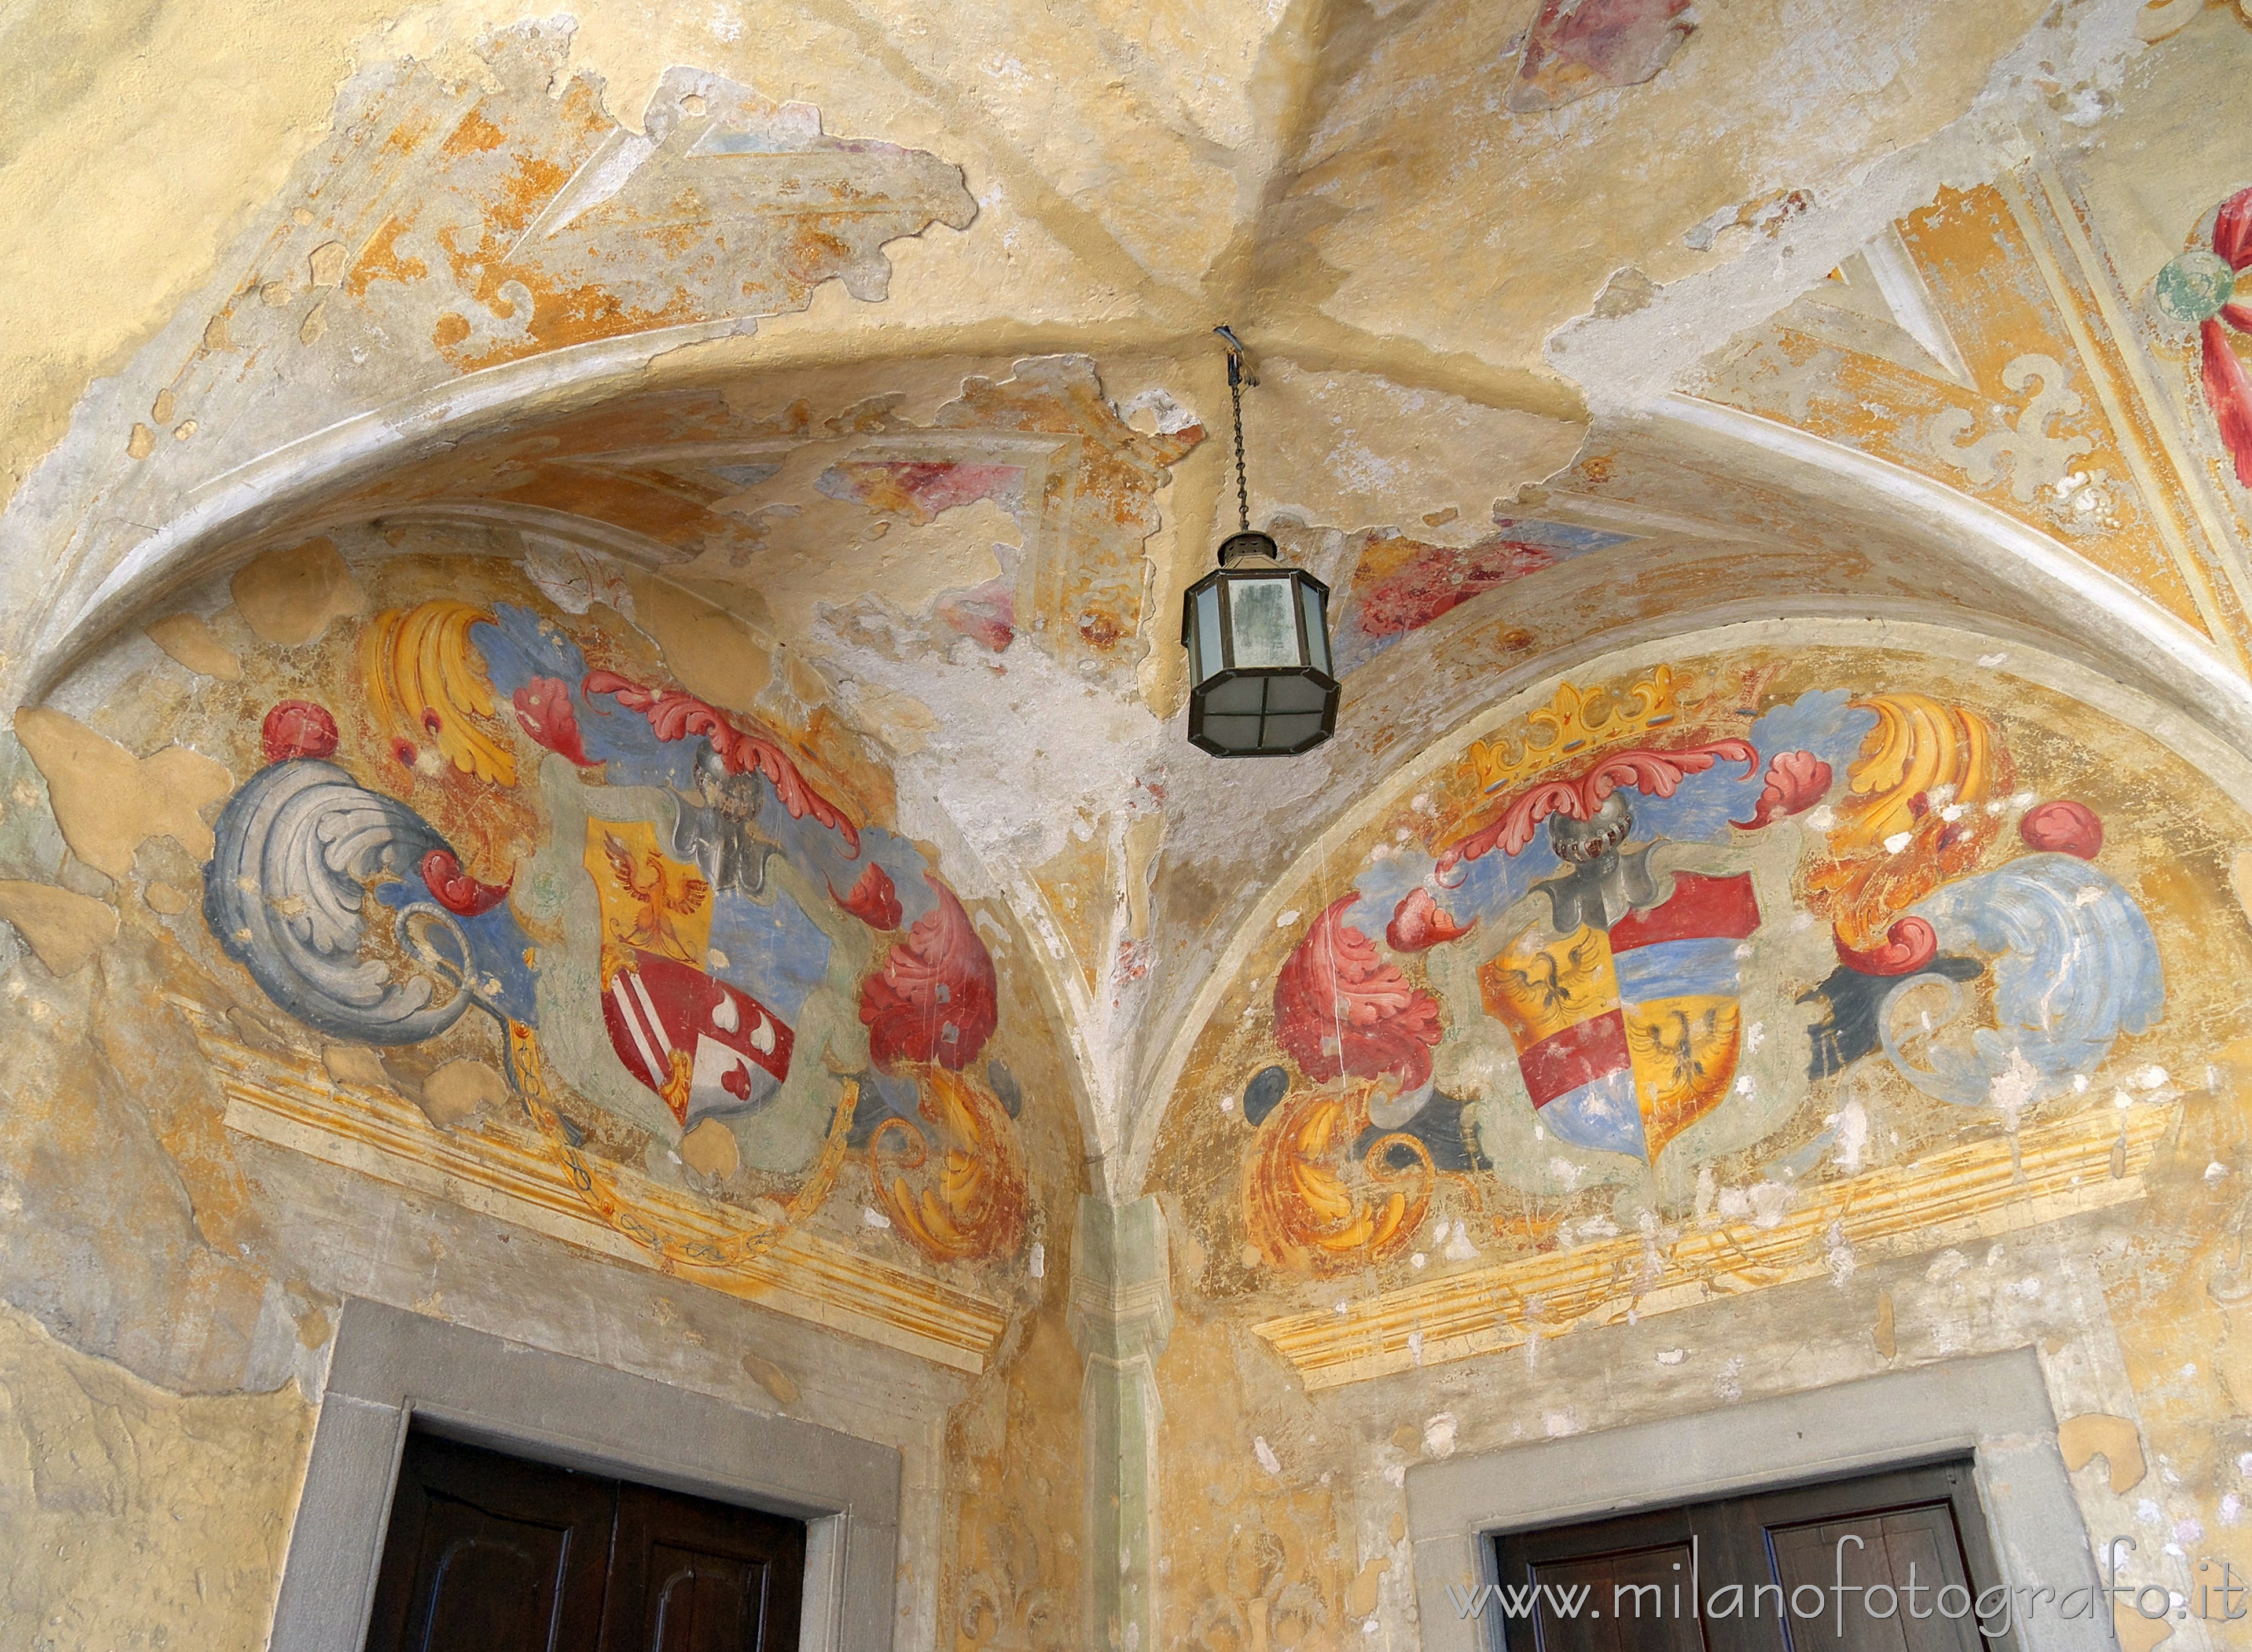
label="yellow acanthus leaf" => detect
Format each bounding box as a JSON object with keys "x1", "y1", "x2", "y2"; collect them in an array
[
  {"x1": 359, "y1": 600, "x2": 516, "y2": 787},
  {"x1": 1831, "y1": 693, "x2": 1996, "y2": 851}
]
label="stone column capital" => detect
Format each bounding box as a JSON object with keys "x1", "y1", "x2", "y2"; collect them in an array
[{"x1": 1067, "y1": 1193, "x2": 1174, "y2": 1367}]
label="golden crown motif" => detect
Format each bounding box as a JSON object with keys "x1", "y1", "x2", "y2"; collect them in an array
[{"x1": 1467, "y1": 666, "x2": 1688, "y2": 793}]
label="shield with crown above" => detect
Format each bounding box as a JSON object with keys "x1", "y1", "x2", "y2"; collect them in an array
[{"x1": 1440, "y1": 669, "x2": 1768, "y2": 1162}]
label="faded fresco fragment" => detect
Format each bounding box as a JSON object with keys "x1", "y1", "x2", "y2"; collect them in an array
[
  {"x1": 287, "y1": 25, "x2": 975, "y2": 377},
  {"x1": 161, "y1": 553, "x2": 1074, "y2": 1356},
  {"x1": 1698, "y1": 179, "x2": 2252, "y2": 662},
  {"x1": 1327, "y1": 517, "x2": 1636, "y2": 674},
  {"x1": 1151, "y1": 647, "x2": 2245, "y2": 1398},
  {"x1": 1507, "y1": 0, "x2": 1698, "y2": 113},
  {"x1": 290, "y1": 355, "x2": 1201, "y2": 688}
]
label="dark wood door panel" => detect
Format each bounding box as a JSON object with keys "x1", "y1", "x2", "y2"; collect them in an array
[
  {"x1": 365, "y1": 1433, "x2": 805, "y2": 1652},
  {"x1": 1768, "y1": 1504, "x2": 1986, "y2": 1652},
  {"x1": 1500, "y1": 1508, "x2": 1721, "y2": 1652},
  {"x1": 365, "y1": 1434, "x2": 615, "y2": 1652},
  {"x1": 1491, "y1": 1461, "x2": 2008, "y2": 1652},
  {"x1": 1527, "y1": 1541, "x2": 1711, "y2": 1652},
  {"x1": 645, "y1": 1544, "x2": 766, "y2": 1651},
  {"x1": 601, "y1": 1480, "x2": 806, "y2": 1652}
]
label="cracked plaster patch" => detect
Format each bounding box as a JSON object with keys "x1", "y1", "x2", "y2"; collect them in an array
[
  {"x1": 13, "y1": 708, "x2": 233, "y2": 882},
  {"x1": 3, "y1": 18, "x2": 977, "y2": 702}
]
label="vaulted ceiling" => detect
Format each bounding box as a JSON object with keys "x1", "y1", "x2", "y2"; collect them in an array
[{"x1": 8, "y1": 0, "x2": 2251, "y2": 1185}]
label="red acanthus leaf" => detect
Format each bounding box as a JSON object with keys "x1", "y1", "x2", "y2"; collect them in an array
[
  {"x1": 1434, "y1": 780, "x2": 1580, "y2": 878},
  {"x1": 2201, "y1": 315, "x2": 2252, "y2": 489},
  {"x1": 420, "y1": 849, "x2": 512, "y2": 917},
  {"x1": 1434, "y1": 740, "x2": 1761, "y2": 876},
  {"x1": 1384, "y1": 888, "x2": 1477, "y2": 953},
  {"x1": 1582, "y1": 739, "x2": 1757, "y2": 807},
  {"x1": 2199, "y1": 187, "x2": 2252, "y2": 487},
  {"x1": 1273, "y1": 896, "x2": 1442, "y2": 1091},
  {"x1": 832, "y1": 861, "x2": 905, "y2": 930},
  {"x1": 1833, "y1": 916, "x2": 1938, "y2": 978},
  {"x1": 512, "y1": 677, "x2": 593, "y2": 766},
  {"x1": 583, "y1": 670, "x2": 859, "y2": 853},
  {"x1": 1730, "y1": 748, "x2": 1834, "y2": 830},
  {"x1": 860, "y1": 875, "x2": 998, "y2": 1071}
]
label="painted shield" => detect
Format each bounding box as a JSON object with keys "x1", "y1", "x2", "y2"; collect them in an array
[
  {"x1": 600, "y1": 948, "x2": 793, "y2": 1128},
  {"x1": 586, "y1": 819, "x2": 794, "y2": 1128},
  {"x1": 1478, "y1": 873, "x2": 1758, "y2": 1159}
]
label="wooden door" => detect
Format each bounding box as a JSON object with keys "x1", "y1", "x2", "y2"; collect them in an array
[
  {"x1": 365, "y1": 1431, "x2": 804, "y2": 1652},
  {"x1": 1758, "y1": 1471, "x2": 1994, "y2": 1652},
  {"x1": 1493, "y1": 1460, "x2": 2009, "y2": 1652}
]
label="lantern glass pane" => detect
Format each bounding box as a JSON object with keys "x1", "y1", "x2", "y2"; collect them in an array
[
  {"x1": 1203, "y1": 675, "x2": 1266, "y2": 715},
  {"x1": 1300, "y1": 581, "x2": 1330, "y2": 675},
  {"x1": 1262, "y1": 713, "x2": 1325, "y2": 750},
  {"x1": 1226, "y1": 577, "x2": 1300, "y2": 669},
  {"x1": 1202, "y1": 714, "x2": 1261, "y2": 749},
  {"x1": 1193, "y1": 585, "x2": 1222, "y2": 683},
  {"x1": 1265, "y1": 674, "x2": 1325, "y2": 715}
]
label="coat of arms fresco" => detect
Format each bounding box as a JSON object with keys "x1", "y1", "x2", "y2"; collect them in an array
[
  {"x1": 190, "y1": 575, "x2": 1030, "y2": 1287},
  {"x1": 1210, "y1": 657, "x2": 2170, "y2": 1314}
]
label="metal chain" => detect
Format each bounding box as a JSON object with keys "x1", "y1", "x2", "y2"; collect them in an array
[
  {"x1": 1229, "y1": 348, "x2": 1250, "y2": 534},
  {"x1": 1216, "y1": 325, "x2": 1254, "y2": 542}
]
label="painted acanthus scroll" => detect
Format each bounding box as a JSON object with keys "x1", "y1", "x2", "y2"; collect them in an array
[
  {"x1": 1243, "y1": 1082, "x2": 1435, "y2": 1272},
  {"x1": 861, "y1": 875, "x2": 1000, "y2": 1071},
  {"x1": 1926, "y1": 354, "x2": 2095, "y2": 502},
  {"x1": 1803, "y1": 693, "x2": 2011, "y2": 957},
  {"x1": 870, "y1": 1069, "x2": 1029, "y2": 1264},
  {"x1": 204, "y1": 759, "x2": 482, "y2": 1044},
  {"x1": 585, "y1": 670, "x2": 861, "y2": 851},
  {"x1": 856, "y1": 871, "x2": 1022, "y2": 1263},
  {"x1": 1272, "y1": 897, "x2": 1442, "y2": 1092},
  {"x1": 1438, "y1": 739, "x2": 1757, "y2": 874},
  {"x1": 362, "y1": 601, "x2": 517, "y2": 784}
]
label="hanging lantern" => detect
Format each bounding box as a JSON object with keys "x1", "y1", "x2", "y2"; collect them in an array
[{"x1": 1181, "y1": 329, "x2": 1339, "y2": 758}]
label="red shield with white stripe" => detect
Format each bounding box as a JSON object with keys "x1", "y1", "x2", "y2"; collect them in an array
[{"x1": 599, "y1": 949, "x2": 793, "y2": 1129}]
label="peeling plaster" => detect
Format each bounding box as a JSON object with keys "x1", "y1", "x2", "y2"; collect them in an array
[
  {"x1": 1546, "y1": 0, "x2": 2152, "y2": 414},
  {"x1": 13, "y1": 708, "x2": 233, "y2": 883}
]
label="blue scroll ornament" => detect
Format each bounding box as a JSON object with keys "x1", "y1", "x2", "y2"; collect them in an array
[
  {"x1": 1880, "y1": 851, "x2": 2164, "y2": 1108},
  {"x1": 203, "y1": 760, "x2": 484, "y2": 1045}
]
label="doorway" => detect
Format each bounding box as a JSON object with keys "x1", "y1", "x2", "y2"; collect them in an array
[
  {"x1": 366, "y1": 1431, "x2": 807, "y2": 1652},
  {"x1": 1404, "y1": 1350, "x2": 2103, "y2": 1652},
  {"x1": 1491, "y1": 1458, "x2": 2010, "y2": 1651}
]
